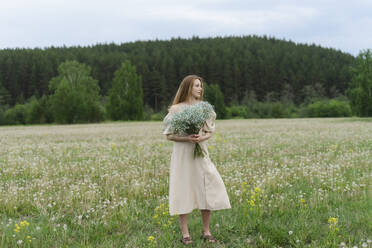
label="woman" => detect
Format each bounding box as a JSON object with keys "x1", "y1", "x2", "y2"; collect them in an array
[{"x1": 163, "y1": 75, "x2": 231, "y2": 245}]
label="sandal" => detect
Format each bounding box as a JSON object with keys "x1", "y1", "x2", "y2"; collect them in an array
[
  {"x1": 180, "y1": 236, "x2": 193, "y2": 245},
  {"x1": 200, "y1": 232, "x2": 217, "y2": 243}
]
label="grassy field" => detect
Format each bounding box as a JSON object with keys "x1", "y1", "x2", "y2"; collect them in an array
[{"x1": 0, "y1": 118, "x2": 371, "y2": 247}]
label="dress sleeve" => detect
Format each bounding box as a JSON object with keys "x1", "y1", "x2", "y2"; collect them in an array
[
  {"x1": 202, "y1": 110, "x2": 216, "y2": 134},
  {"x1": 162, "y1": 105, "x2": 177, "y2": 135},
  {"x1": 162, "y1": 113, "x2": 173, "y2": 135}
]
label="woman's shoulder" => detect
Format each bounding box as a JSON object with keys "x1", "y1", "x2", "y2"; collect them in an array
[{"x1": 168, "y1": 103, "x2": 185, "y2": 113}]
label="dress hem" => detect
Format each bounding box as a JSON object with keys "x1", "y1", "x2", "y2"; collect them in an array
[{"x1": 169, "y1": 206, "x2": 231, "y2": 216}]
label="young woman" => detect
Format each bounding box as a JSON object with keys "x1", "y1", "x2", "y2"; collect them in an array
[{"x1": 163, "y1": 75, "x2": 231, "y2": 245}]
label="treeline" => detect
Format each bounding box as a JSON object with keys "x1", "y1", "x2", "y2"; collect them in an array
[
  {"x1": 0, "y1": 35, "x2": 355, "y2": 111},
  {"x1": 2, "y1": 35, "x2": 371, "y2": 125}
]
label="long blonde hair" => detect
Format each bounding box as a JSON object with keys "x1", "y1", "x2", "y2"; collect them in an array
[{"x1": 170, "y1": 75, "x2": 204, "y2": 108}]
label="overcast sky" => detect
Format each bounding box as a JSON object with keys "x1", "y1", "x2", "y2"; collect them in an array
[{"x1": 1, "y1": 0, "x2": 371, "y2": 56}]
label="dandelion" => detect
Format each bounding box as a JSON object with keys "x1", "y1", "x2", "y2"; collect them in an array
[
  {"x1": 147, "y1": 235, "x2": 156, "y2": 244},
  {"x1": 148, "y1": 235, "x2": 155, "y2": 241},
  {"x1": 288, "y1": 230, "x2": 293, "y2": 235}
]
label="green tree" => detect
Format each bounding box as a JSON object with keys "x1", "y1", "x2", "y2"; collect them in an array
[
  {"x1": 346, "y1": 49, "x2": 372, "y2": 116},
  {"x1": 0, "y1": 80, "x2": 11, "y2": 106},
  {"x1": 48, "y1": 60, "x2": 103, "y2": 124},
  {"x1": 204, "y1": 83, "x2": 227, "y2": 119},
  {"x1": 106, "y1": 60, "x2": 144, "y2": 120}
]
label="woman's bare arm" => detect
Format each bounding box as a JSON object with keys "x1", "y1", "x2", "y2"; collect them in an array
[{"x1": 166, "y1": 132, "x2": 212, "y2": 143}]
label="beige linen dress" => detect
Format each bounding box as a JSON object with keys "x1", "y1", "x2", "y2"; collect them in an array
[{"x1": 163, "y1": 102, "x2": 231, "y2": 216}]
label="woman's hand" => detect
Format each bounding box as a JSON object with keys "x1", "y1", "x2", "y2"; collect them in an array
[
  {"x1": 188, "y1": 134, "x2": 200, "y2": 144},
  {"x1": 188, "y1": 133, "x2": 211, "y2": 143}
]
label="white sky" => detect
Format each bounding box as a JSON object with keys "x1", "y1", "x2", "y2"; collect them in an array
[{"x1": 1, "y1": 0, "x2": 372, "y2": 55}]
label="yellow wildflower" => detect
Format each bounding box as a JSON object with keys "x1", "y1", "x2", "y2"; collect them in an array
[
  {"x1": 328, "y1": 217, "x2": 338, "y2": 225},
  {"x1": 147, "y1": 235, "x2": 155, "y2": 242},
  {"x1": 254, "y1": 187, "x2": 261, "y2": 193}
]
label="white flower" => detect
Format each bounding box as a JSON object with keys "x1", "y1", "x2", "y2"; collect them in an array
[
  {"x1": 288, "y1": 230, "x2": 293, "y2": 235},
  {"x1": 36, "y1": 226, "x2": 40, "y2": 230},
  {"x1": 362, "y1": 243, "x2": 367, "y2": 247},
  {"x1": 17, "y1": 240, "x2": 23, "y2": 244},
  {"x1": 340, "y1": 242, "x2": 346, "y2": 246}
]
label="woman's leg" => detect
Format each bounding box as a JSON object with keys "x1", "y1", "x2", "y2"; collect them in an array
[
  {"x1": 179, "y1": 214, "x2": 190, "y2": 238},
  {"x1": 200, "y1": 209, "x2": 212, "y2": 235}
]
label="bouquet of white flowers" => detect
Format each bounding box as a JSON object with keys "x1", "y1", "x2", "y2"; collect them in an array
[{"x1": 165, "y1": 101, "x2": 214, "y2": 158}]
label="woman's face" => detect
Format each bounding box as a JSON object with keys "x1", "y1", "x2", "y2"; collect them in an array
[{"x1": 191, "y1": 79, "x2": 202, "y2": 99}]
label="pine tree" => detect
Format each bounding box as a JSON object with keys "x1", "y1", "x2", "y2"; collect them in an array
[{"x1": 0, "y1": 80, "x2": 11, "y2": 106}]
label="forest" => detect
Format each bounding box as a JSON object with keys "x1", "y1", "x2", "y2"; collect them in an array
[{"x1": 0, "y1": 35, "x2": 362, "y2": 124}]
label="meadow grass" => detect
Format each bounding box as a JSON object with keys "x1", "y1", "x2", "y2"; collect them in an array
[{"x1": 0, "y1": 118, "x2": 371, "y2": 247}]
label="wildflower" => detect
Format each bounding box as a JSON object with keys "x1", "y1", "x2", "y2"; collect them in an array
[
  {"x1": 249, "y1": 199, "x2": 255, "y2": 206},
  {"x1": 153, "y1": 214, "x2": 158, "y2": 219},
  {"x1": 300, "y1": 198, "x2": 306, "y2": 203},
  {"x1": 147, "y1": 235, "x2": 156, "y2": 243},
  {"x1": 17, "y1": 240, "x2": 23, "y2": 245},
  {"x1": 288, "y1": 230, "x2": 293, "y2": 235},
  {"x1": 254, "y1": 187, "x2": 262, "y2": 193},
  {"x1": 328, "y1": 217, "x2": 338, "y2": 225}
]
